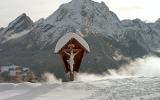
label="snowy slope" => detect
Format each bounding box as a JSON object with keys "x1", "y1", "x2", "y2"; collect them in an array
[
  {"x1": 1, "y1": 30, "x2": 30, "y2": 43},
  {"x1": 0, "y1": 77, "x2": 160, "y2": 100}
]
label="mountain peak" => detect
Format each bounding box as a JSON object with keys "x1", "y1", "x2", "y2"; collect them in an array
[
  {"x1": 71, "y1": 0, "x2": 91, "y2": 2},
  {"x1": 45, "y1": 0, "x2": 120, "y2": 36},
  {"x1": 4, "y1": 13, "x2": 33, "y2": 33},
  {"x1": 20, "y1": 13, "x2": 27, "y2": 17}
]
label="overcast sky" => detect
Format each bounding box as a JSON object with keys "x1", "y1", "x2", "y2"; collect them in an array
[{"x1": 0, "y1": 0, "x2": 160, "y2": 27}]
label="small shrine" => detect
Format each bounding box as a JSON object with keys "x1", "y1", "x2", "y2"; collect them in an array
[{"x1": 54, "y1": 32, "x2": 90, "y2": 81}]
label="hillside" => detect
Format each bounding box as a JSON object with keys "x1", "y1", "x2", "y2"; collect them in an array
[{"x1": 0, "y1": 0, "x2": 160, "y2": 80}]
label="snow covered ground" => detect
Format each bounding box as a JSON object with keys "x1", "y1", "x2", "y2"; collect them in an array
[{"x1": 0, "y1": 76, "x2": 160, "y2": 100}]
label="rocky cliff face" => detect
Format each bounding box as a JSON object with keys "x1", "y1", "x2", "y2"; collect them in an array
[
  {"x1": 0, "y1": 28, "x2": 4, "y2": 32},
  {"x1": 0, "y1": 0, "x2": 160, "y2": 79},
  {"x1": 121, "y1": 19, "x2": 160, "y2": 53},
  {"x1": 0, "y1": 13, "x2": 33, "y2": 43}
]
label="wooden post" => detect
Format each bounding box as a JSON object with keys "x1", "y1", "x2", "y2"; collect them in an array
[{"x1": 69, "y1": 72, "x2": 74, "y2": 81}]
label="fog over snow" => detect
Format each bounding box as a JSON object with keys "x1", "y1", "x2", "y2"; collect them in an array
[
  {"x1": 35, "y1": 56, "x2": 160, "y2": 82},
  {"x1": 1, "y1": 56, "x2": 160, "y2": 100},
  {"x1": 76, "y1": 55, "x2": 160, "y2": 81}
]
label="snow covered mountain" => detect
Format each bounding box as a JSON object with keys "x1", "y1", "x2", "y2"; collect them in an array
[
  {"x1": 0, "y1": 13, "x2": 33, "y2": 43},
  {"x1": 45, "y1": 0, "x2": 122, "y2": 36},
  {"x1": 23, "y1": 0, "x2": 122, "y2": 49},
  {"x1": 121, "y1": 19, "x2": 160, "y2": 53},
  {"x1": 0, "y1": 0, "x2": 160, "y2": 79}
]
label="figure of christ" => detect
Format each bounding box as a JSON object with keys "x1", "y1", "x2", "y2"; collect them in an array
[{"x1": 64, "y1": 50, "x2": 80, "y2": 74}]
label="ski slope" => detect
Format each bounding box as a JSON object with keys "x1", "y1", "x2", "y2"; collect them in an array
[{"x1": 0, "y1": 76, "x2": 160, "y2": 100}]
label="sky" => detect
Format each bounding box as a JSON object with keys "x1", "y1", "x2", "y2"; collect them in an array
[{"x1": 0, "y1": 0, "x2": 160, "y2": 27}]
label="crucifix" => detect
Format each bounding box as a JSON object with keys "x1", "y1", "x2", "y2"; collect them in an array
[{"x1": 63, "y1": 44, "x2": 81, "y2": 74}]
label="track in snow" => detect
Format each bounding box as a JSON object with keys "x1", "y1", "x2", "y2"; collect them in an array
[{"x1": 0, "y1": 77, "x2": 160, "y2": 100}]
